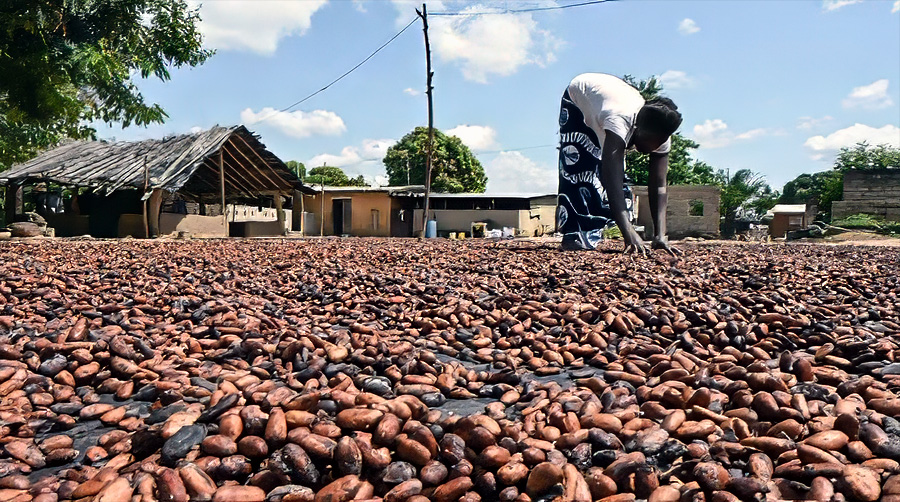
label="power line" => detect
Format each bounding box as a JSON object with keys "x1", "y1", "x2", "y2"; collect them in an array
[
  {"x1": 253, "y1": 16, "x2": 419, "y2": 124},
  {"x1": 431, "y1": 0, "x2": 619, "y2": 16}
]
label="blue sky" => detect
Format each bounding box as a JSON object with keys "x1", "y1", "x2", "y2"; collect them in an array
[{"x1": 96, "y1": 0, "x2": 900, "y2": 193}]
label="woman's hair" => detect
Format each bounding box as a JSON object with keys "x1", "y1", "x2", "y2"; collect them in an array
[{"x1": 636, "y1": 97, "x2": 683, "y2": 137}]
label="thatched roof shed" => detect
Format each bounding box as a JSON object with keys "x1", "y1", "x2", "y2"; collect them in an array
[{"x1": 0, "y1": 125, "x2": 311, "y2": 198}]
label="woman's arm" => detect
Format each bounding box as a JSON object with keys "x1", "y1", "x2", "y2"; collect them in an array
[
  {"x1": 601, "y1": 132, "x2": 647, "y2": 255},
  {"x1": 648, "y1": 152, "x2": 682, "y2": 256}
]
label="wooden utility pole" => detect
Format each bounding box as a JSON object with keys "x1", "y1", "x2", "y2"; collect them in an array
[
  {"x1": 416, "y1": 3, "x2": 434, "y2": 237},
  {"x1": 142, "y1": 158, "x2": 150, "y2": 238}
]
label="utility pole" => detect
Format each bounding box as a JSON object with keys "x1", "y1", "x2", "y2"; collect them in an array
[{"x1": 416, "y1": 3, "x2": 434, "y2": 237}]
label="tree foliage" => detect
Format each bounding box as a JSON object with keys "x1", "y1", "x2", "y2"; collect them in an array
[
  {"x1": 718, "y1": 168, "x2": 774, "y2": 236},
  {"x1": 622, "y1": 76, "x2": 719, "y2": 186},
  {"x1": 625, "y1": 134, "x2": 719, "y2": 186},
  {"x1": 779, "y1": 143, "x2": 899, "y2": 221},
  {"x1": 622, "y1": 74, "x2": 663, "y2": 101},
  {"x1": 0, "y1": 0, "x2": 213, "y2": 170},
  {"x1": 834, "y1": 142, "x2": 900, "y2": 171},
  {"x1": 285, "y1": 160, "x2": 306, "y2": 180},
  {"x1": 383, "y1": 127, "x2": 487, "y2": 193},
  {"x1": 305, "y1": 165, "x2": 368, "y2": 187}
]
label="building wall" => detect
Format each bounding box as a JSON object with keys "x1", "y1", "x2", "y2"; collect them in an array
[
  {"x1": 306, "y1": 191, "x2": 394, "y2": 236},
  {"x1": 159, "y1": 213, "x2": 227, "y2": 238},
  {"x1": 45, "y1": 214, "x2": 90, "y2": 237},
  {"x1": 770, "y1": 212, "x2": 806, "y2": 238},
  {"x1": 633, "y1": 185, "x2": 720, "y2": 239},
  {"x1": 414, "y1": 205, "x2": 557, "y2": 237},
  {"x1": 832, "y1": 170, "x2": 900, "y2": 221}
]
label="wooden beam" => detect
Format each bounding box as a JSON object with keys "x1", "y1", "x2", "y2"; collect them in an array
[
  {"x1": 221, "y1": 144, "x2": 270, "y2": 191},
  {"x1": 229, "y1": 135, "x2": 288, "y2": 191},
  {"x1": 219, "y1": 150, "x2": 227, "y2": 235},
  {"x1": 203, "y1": 157, "x2": 256, "y2": 198},
  {"x1": 217, "y1": 147, "x2": 267, "y2": 194}
]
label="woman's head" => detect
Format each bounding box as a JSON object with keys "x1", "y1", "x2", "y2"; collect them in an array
[{"x1": 633, "y1": 97, "x2": 683, "y2": 153}]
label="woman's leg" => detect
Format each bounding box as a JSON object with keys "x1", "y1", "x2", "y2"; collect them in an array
[{"x1": 556, "y1": 91, "x2": 615, "y2": 250}]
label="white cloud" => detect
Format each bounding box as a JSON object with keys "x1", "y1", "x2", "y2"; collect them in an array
[
  {"x1": 189, "y1": 126, "x2": 203, "y2": 134},
  {"x1": 804, "y1": 124, "x2": 900, "y2": 157},
  {"x1": 188, "y1": 0, "x2": 327, "y2": 55},
  {"x1": 241, "y1": 108, "x2": 346, "y2": 138},
  {"x1": 797, "y1": 116, "x2": 834, "y2": 130},
  {"x1": 485, "y1": 151, "x2": 556, "y2": 193},
  {"x1": 678, "y1": 18, "x2": 700, "y2": 35},
  {"x1": 822, "y1": 0, "x2": 862, "y2": 11},
  {"x1": 658, "y1": 70, "x2": 695, "y2": 89},
  {"x1": 403, "y1": 87, "x2": 422, "y2": 97},
  {"x1": 446, "y1": 125, "x2": 499, "y2": 151},
  {"x1": 894, "y1": 0, "x2": 899, "y2": 13},
  {"x1": 307, "y1": 139, "x2": 397, "y2": 186},
  {"x1": 735, "y1": 128, "x2": 769, "y2": 141},
  {"x1": 842, "y1": 79, "x2": 894, "y2": 109},
  {"x1": 691, "y1": 119, "x2": 777, "y2": 148},
  {"x1": 428, "y1": 6, "x2": 562, "y2": 83}
]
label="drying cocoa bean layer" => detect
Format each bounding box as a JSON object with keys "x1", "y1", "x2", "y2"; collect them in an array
[{"x1": 1, "y1": 239, "x2": 899, "y2": 502}]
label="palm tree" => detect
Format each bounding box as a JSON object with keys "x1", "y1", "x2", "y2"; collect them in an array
[{"x1": 718, "y1": 168, "x2": 773, "y2": 237}]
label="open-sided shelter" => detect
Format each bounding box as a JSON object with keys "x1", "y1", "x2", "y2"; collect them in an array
[{"x1": 1, "y1": 125, "x2": 312, "y2": 237}]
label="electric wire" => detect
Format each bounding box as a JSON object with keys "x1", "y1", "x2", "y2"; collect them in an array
[
  {"x1": 253, "y1": 16, "x2": 419, "y2": 124},
  {"x1": 430, "y1": 0, "x2": 619, "y2": 16}
]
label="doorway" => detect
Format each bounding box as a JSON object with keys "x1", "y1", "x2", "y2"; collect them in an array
[{"x1": 333, "y1": 198, "x2": 351, "y2": 235}]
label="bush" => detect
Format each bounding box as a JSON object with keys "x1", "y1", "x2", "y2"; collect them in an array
[
  {"x1": 832, "y1": 213, "x2": 900, "y2": 236},
  {"x1": 832, "y1": 213, "x2": 884, "y2": 229}
]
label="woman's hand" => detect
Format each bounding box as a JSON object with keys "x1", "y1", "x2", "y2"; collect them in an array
[
  {"x1": 651, "y1": 236, "x2": 683, "y2": 256},
  {"x1": 623, "y1": 230, "x2": 649, "y2": 256}
]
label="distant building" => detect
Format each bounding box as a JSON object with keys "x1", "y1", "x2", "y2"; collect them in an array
[
  {"x1": 303, "y1": 188, "x2": 558, "y2": 237},
  {"x1": 767, "y1": 203, "x2": 815, "y2": 238},
  {"x1": 632, "y1": 185, "x2": 721, "y2": 239},
  {"x1": 832, "y1": 170, "x2": 900, "y2": 222},
  {"x1": 421, "y1": 192, "x2": 557, "y2": 237},
  {"x1": 302, "y1": 186, "x2": 423, "y2": 237}
]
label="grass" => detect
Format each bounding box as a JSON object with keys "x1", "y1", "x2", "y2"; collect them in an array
[{"x1": 832, "y1": 213, "x2": 900, "y2": 236}]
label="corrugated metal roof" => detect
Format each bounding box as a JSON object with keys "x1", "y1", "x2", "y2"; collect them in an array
[
  {"x1": 429, "y1": 192, "x2": 556, "y2": 199},
  {"x1": 768, "y1": 204, "x2": 808, "y2": 214},
  {"x1": 0, "y1": 125, "x2": 307, "y2": 196}
]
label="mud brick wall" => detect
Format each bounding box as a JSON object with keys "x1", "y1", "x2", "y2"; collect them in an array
[
  {"x1": 633, "y1": 185, "x2": 720, "y2": 239},
  {"x1": 832, "y1": 170, "x2": 900, "y2": 221}
]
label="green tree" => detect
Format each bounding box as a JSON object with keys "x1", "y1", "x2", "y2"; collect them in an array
[
  {"x1": 625, "y1": 134, "x2": 719, "y2": 186},
  {"x1": 285, "y1": 160, "x2": 306, "y2": 180},
  {"x1": 383, "y1": 127, "x2": 487, "y2": 193},
  {"x1": 0, "y1": 0, "x2": 213, "y2": 170},
  {"x1": 834, "y1": 142, "x2": 900, "y2": 171},
  {"x1": 780, "y1": 142, "x2": 898, "y2": 221},
  {"x1": 621, "y1": 75, "x2": 718, "y2": 187},
  {"x1": 622, "y1": 74, "x2": 663, "y2": 101},
  {"x1": 305, "y1": 165, "x2": 368, "y2": 187},
  {"x1": 718, "y1": 168, "x2": 775, "y2": 236}
]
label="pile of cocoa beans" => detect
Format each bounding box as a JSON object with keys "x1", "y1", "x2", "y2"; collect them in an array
[{"x1": 1, "y1": 239, "x2": 899, "y2": 502}]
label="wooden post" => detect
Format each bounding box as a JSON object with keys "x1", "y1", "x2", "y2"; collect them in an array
[
  {"x1": 319, "y1": 183, "x2": 325, "y2": 237},
  {"x1": 417, "y1": 3, "x2": 434, "y2": 237},
  {"x1": 148, "y1": 189, "x2": 163, "y2": 237},
  {"x1": 275, "y1": 193, "x2": 285, "y2": 235},
  {"x1": 293, "y1": 189, "x2": 304, "y2": 236},
  {"x1": 4, "y1": 183, "x2": 21, "y2": 225},
  {"x1": 142, "y1": 158, "x2": 150, "y2": 238},
  {"x1": 219, "y1": 150, "x2": 227, "y2": 236}
]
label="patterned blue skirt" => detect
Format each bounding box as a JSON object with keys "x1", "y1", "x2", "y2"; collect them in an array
[{"x1": 556, "y1": 90, "x2": 634, "y2": 250}]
